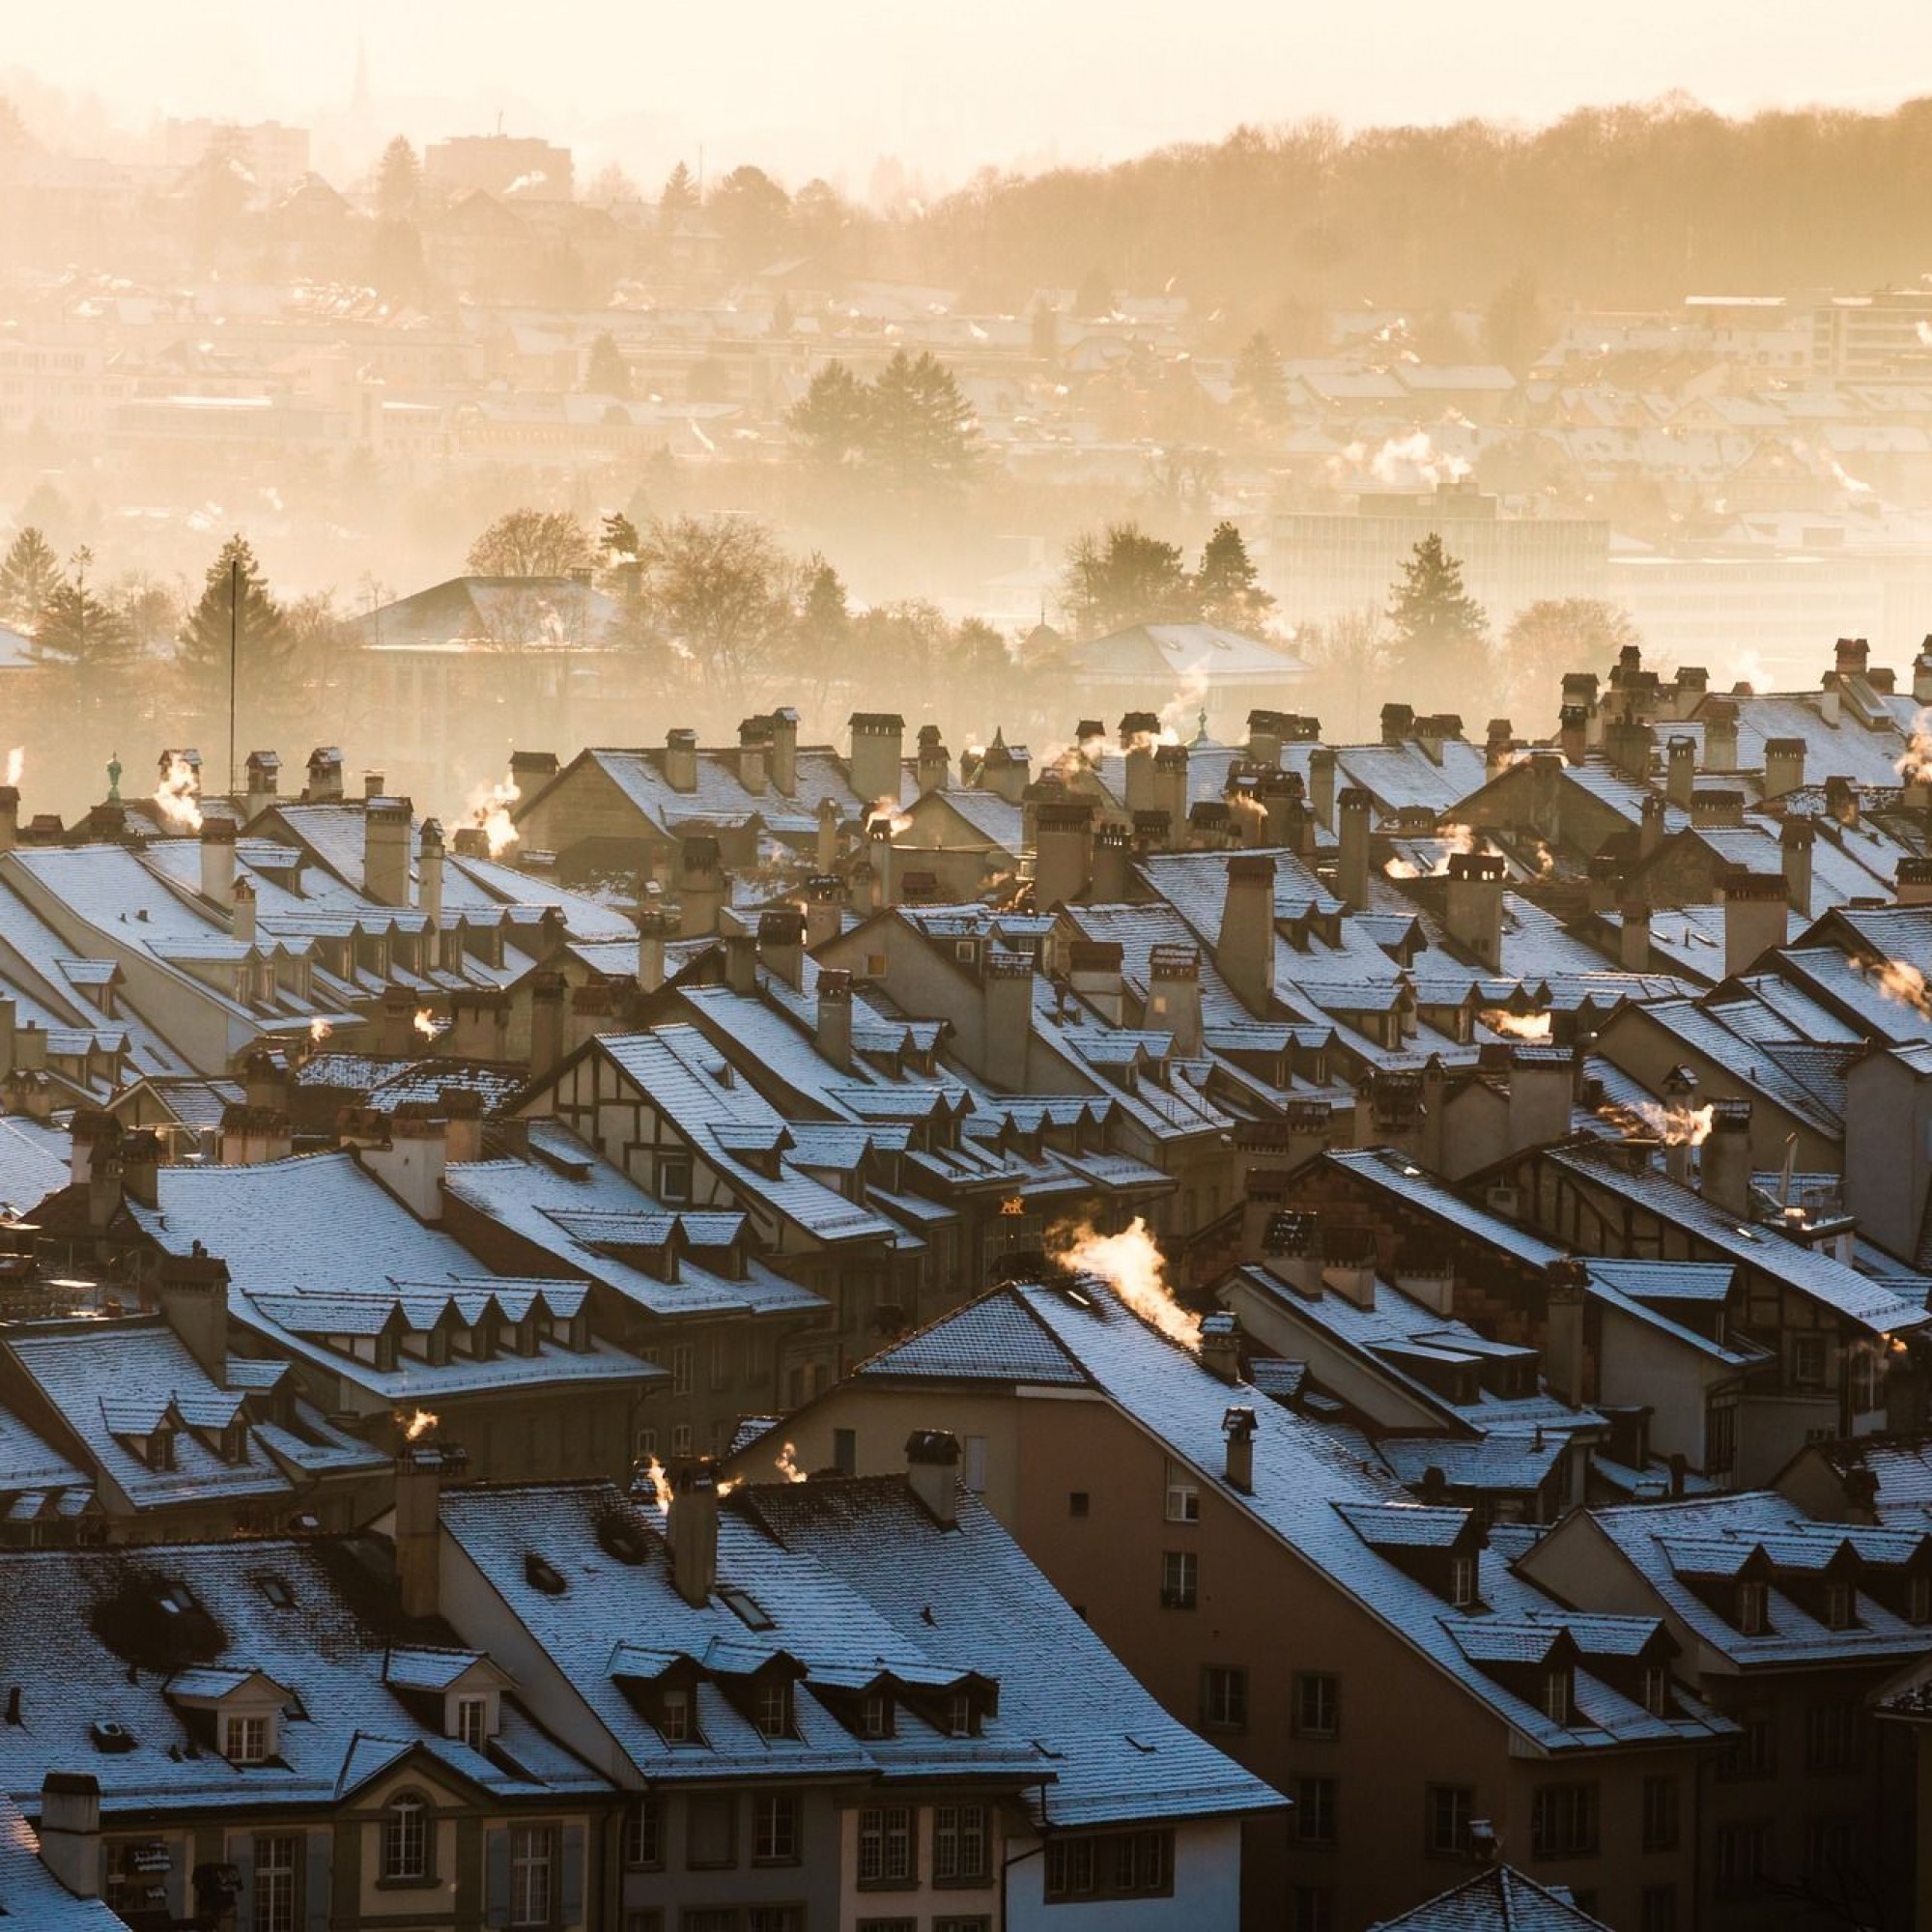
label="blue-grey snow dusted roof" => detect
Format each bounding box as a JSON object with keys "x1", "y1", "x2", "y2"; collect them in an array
[{"x1": 1368, "y1": 1864, "x2": 1611, "y2": 1931}]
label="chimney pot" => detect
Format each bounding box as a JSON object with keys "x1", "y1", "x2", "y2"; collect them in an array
[{"x1": 905, "y1": 1430, "x2": 961, "y2": 1527}]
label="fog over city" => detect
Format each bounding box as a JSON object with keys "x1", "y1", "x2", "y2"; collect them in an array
[{"x1": 6, "y1": 14, "x2": 1932, "y2": 1932}]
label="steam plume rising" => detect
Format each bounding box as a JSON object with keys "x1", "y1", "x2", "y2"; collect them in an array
[
  {"x1": 469, "y1": 776, "x2": 521, "y2": 859},
  {"x1": 308, "y1": 1017, "x2": 332, "y2": 1044},
  {"x1": 1856, "y1": 954, "x2": 1932, "y2": 1019},
  {"x1": 1049, "y1": 1214, "x2": 1200, "y2": 1350},
  {"x1": 2, "y1": 749, "x2": 19, "y2": 787},
  {"x1": 154, "y1": 753, "x2": 203, "y2": 832},
  {"x1": 1483, "y1": 1009, "x2": 1551, "y2": 1041},
  {"x1": 642, "y1": 1456, "x2": 673, "y2": 1508},
  {"x1": 1622, "y1": 1100, "x2": 1716, "y2": 1146},
  {"x1": 775, "y1": 1441, "x2": 808, "y2": 1483},
  {"x1": 399, "y1": 1406, "x2": 438, "y2": 1442},
  {"x1": 413, "y1": 1009, "x2": 438, "y2": 1042}
]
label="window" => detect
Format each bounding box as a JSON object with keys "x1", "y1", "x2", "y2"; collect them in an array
[
  {"x1": 747, "y1": 1914, "x2": 800, "y2": 1932},
  {"x1": 1706, "y1": 1399, "x2": 1738, "y2": 1475},
  {"x1": 683, "y1": 1912, "x2": 737, "y2": 1932},
  {"x1": 508, "y1": 1824, "x2": 554, "y2": 1928},
  {"x1": 1790, "y1": 1333, "x2": 1827, "y2": 1390},
  {"x1": 1541, "y1": 1668, "x2": 1572, "y2": 1726},
  {"x1": 1715, "y1": 1820, "x2": 1769, "y2": 1894},
  {"x1": 754, "y1": 1679, "x2": 794, "y2": 1740},
  {"x1": 687, "y1": 1794, "x2": 736, "y2": 1870},
  {"x1": 1639, "y1": 1886, "x2": 1677, "y2": 1932},
  {"x1": 1044, "y1": 1837, "x2": 1094, "y2": 1899},
  {"x1": 1912, "y1": 1575, "x2": 1932, "y2": 1626},
  {"x1": 710, "y1": 1335, "x2": 732, "y2": 1392},
  {"x1": 1850, "y1": 1347, "x2": 1879, "y2": 1414},
  {"x1": 625, "y1": 1916, "x2": 663, "y2": 1932},
  {"x1": 659, "y1": 1687, "x2": 693, "y2": 1744},
  {"x1": 1111, "y1": 1832, "x2": 1168, "y2": 1893},
  {"x1": 859, "y1": 1690, "x2": 893, "y2": 1739},
  {"x1": 1530, "y1": 1782, "x2": 1598, "y2": 1859},
  {"x1": 1200, "y1": 1665, "x2": 1248, "y2": 1732},
  {"x1": 856, "y1": 1921, "x2": 915, "y2": 1932},
  {"x1": 1641, "y1": 1776, "x2": 1679, "y2": 1852},
  {"x1": 935, "y1": 1920, "x2": 991, "y2": 1932},
  {"x1": 1719, "y1": 1707, "x2": 1776, "y2": 1780},
  {"x1": 670, "y1": 1423, "x2": 693, "y2": 1457},
  {"x1": 963, "y1": 1435, "x2": 987, "y2": 1492},
  {"x1": 1068, "y1": 1491, "x2": 1090, "y2": 1518},
  {"x1": 945, "y1": 1691, "x2": 977, "y2": 1738},
  {"x1": 858, "y1": 1805, "x2": 914, "y2": 1886},
  {"x1": 670, "y1": 1345, "x2": 695, "y2": 1396},
  {"x1": 224, "y1": 1715, "x2": 270, "y2": 1764},
  {"x1": 454, "y1": 1695, "x2": 489, "y2": 1749},
  {"x1": 1804, "y1": 1700, "x2": 1862, "y2": 1775},
  {"x1": 933, "y1": 1804, "x2": 990, "y2": 1884},
  {"x1": 1295, "y1": 1776, "x2": 1337, "y2": 1847},
  {"x1": 146, "y1": 1430, "x2": 175, "y2": 1471},
  {"x1": 382, "y1": 1794, "x2": 429, "y2": 1881},
  {"x1": 622, "y1": 1797, "x2": 664, "y2": 1870},
  {"x1": 1640, "y1": 1664, "x2": 1670, "y2": 1718},
  {"x1": 1161, "y1": 1549, "x2": 1197, "y2": 1608},
  {"x1": 833, "y1": 1429, "x2": 857, "y2": 1477},
  {"x1": 1449, "y1": 1553, "x2": 1478, "y2": 1607},
  {"x1": 1426, "y1": 1785, "x2": 1473, "y2": 1857},
  {"x1": 253, "y1": 1833, "x2": 298, "y2": 1932},
  {"x1": 1044, "y1": 1831, "x2": 1172, "y2": 1901},
  {"x1": 1736, "y1": 1579, "x2": 1769, "y2": 1634},
  {"x1": 1804, "y1": 1815, "x2": 1856, "y2": 1880},
  {"x1": 1293, "y1": 1672, "x2": 1339, "y2": 1738},
  {"x1": 752, "y1": 1793, "x2": 799, "y2": 1865},
  {"x1": 1823, "y1": 1580, "x2": 1856, "y2": 1631},
  {"x1": 1292, "y1": 1888, "x2": 1335, "y2": 1932},
  {"x1": 1164, "y1": 1460, "x2": 1200, "y2": 1522},
  {"x1": 658, "y1": 1155, "x2": 693, "y2": 1204}
]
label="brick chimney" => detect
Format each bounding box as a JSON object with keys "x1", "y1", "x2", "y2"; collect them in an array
[
  {"x1": 1639, "y1": 793, "x2": 1666, "y2": 859},
  {"x1": 916, "y1": 725, "x2": 950, "y2": 795},
  {"x1": 1720, "y1": 872, "x2": 1788, "y2": 976},
  {"x1": 1308, "y1": 746, "x2": 1337, "y2": 829},
  {"x1": 849, "y1": 712, "x2": 906, "y2": 809},
  {"x1": 816, "y1": 968, "x2": 853, "y2": 1070},
  {"x1": 199, "y1": 818, "x2": 237, "y2": 907},
  {"x1": 243, "y1": 750, "x2": 279, "y2": 821},
  {"x1": 305, "y1": 747, "x2": 343, "y2": 802},
  {"x1": 121, "y1": 1128, "x2": 159, "y2": 1209},
  {"x1": 1585, "y1": 853, "x2": 1623, "y2": 914},
  {"x1": 759, "y1": 908, "x2": 805, "y2": 989},
  {"x1": 528, "y1": 973, "x2": 567, "y2": 1081},
  {"x1": 1092, "y1": 821, "x2": 1132, "y2": 900},
  {"x1": 38, "y1": 1774, "x2": 101, "y2": 1899},
  {"x1": 362, "y1": 1106, "x2": 450, "y2": 1221},
  {"x1": 1146, "y1": 943, "x2": 1204, "y2": 1057},
  {"x1": 1066, "y1": 940, "x2": 1125, "y2": 1023},
  {"x1": 1337, "y1": 787, "x2": 1372, "y2": 910},
  {"x1": 1380, "y1": 702, "x2": 1413, "y2": 748},
  {"x1": 1217, "y1": 854, "x2": 1276, "y2": 1017},
  {"x1": 363, "y1": 796, "x2": 412, "y2": 908},
  {"x1": 1700, "y1": 1097, "x2": 1753, "y2": 1215},
  {"x1": 1605, "y1": 719, "x2": 1654, "y2": 781},
  {"x1": 1120, "y1": 712, "x2": 1160, "y2": 813},
  {"x1": 1258, "y1": 1205, "x2": 1322, "y2": 1293},
  {"x1": 982, "y1": 948, "x2": 1034, "y2": 1089},
  {"x1": 1690, "y1": 789, "x2": 1744, "y2": 832},
  {"x1": 803, "y1": 875, "x2": 844, "y2": 950},
  {"x1": 1444, "y1": 849, "x2": 1506, "y2": 972},
  {"x1": 1780, "y1": 814, "x2": 1815, "y2": 916},
  {"x1": 1223, "y1": 1405, "x2": 1257, "y2": 1492},
  {"x1": 1835, "y1": 636, "x2": 1869, "y2": 682},
  {"x1": 1544, "y1": 1259, "x2": 1589, "y2": 1406},
  {"x1": 668, "y1": 1460, "x2": 721, "y2": 1603},
  {"x1": 231, "y1": 876, "x2": 258, "y2": 947},
  {"x1": 1034, "y1": 798, "x2": 1094, "y2": 908},
  {"x1": 1200, "y1": 1311, "x2": 1242, "y2": 1382},
  {"x1": 1618, "y1": 901, "x2": 1652, "y2": 973},
  {"x1": 766, "y1": 707, "x2": 799, "y2": 795},
  {"x1": 394, "y1": 1438, "x2": 453, "y2": 1619},
  {"x1": 737, "y1": 717, "x2": 771, "y2": 796},
  {"x1": 1509, "y1": 1047, "x2": 1574, "y2": 1156},
  {"x1": 722, "y1": 932, "x2": 758, "y2": 996},
  {"x1": 662, "y1": 727, "x2": 699, "y2": 794},
  {"x1": 1247, "y1": 710, "x2": 1284, "y2": 768},
  {"x1": 156, "y1": 1245, "x2": 230, "y2": 1380},
  {"x1": 865, "y1": 817, "x2": 895, "y2": 911},
  {"x1": 1702, "y1": 699, "x2": 1739, "y2": 774},
  {"x1": 1763, "y1": 737, "x2": 1805, "y2": 800},
  {"x1": 1665, "y1": 735, "x2": 1694, "y2": 809},
  {"x1": 1486, "y1": 717, "x2": 1515, "y2": 776},
  {"x1": 678, "y1": 838, "x2": 727, "y2": 936},
  {"x1": 905, "y1": 1430, "x2": 961, "y2": 1528},
  {"x1": 1558, "y1": 704, "x2": 1589, "y2": 769},
  {"x1": 1151, "y1": 745, "x2": 1189, "y2": 848},
  {"x1": 418, "y1": 818, "x2": 444, "y2": 931}
]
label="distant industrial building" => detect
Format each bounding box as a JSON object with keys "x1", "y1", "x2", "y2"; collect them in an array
[
  {"x1": 424, "y1": 133, "x2": 575, "y2": 202},
  {"x1": 1269, "y1": 482, "x2": 1609, "y2": 634},
  {"x1": 161, "y1": 118, "x2": 312, "y2": 203}
]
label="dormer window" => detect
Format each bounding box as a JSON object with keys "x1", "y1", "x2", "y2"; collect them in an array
[
  {"x1": 1641, "y1": 1664, "x2": 1670, "y2": 1717},
  {"x1": 1824, "y1": 1580, "x2": 1856, "y2": 1632},
  {"x1": 146, "y1": 1430, "x2": 176, "y2": 1472},
  {"x1": 660, "y1": 1686, "x2": 694, "y2": 1744},
  {"x1": 946, "y1": 1690, "x2": 978, "y2": 1738},
  {"x1": 1449, "y1": 1553, "x2": 1478, "y2": 1608},
  {"x1": 1910, "y1": 1576, "x2": 1931, "y2": 1627},
  {"x1": 454, "y1": 1694, "x2": 490, "y2": 1749},
  {"x1": 860, "y1": 1690, "x2": 894, "y2": 1739},
  {"x1": 1542, "y1": 1668, "x2": 1572, "y2": 1726},
  {"x1": 1737, "y1": 1579, "x2": 1769, "y2": 1634},
  {"x1": 427, "y1": 1325, "x2": 451, "y2": 1366},
  {"x1": 223, "y1": 1714, "x2": 270, "y2": 1764},
  {"x1": 220, "y1": 1422, "x2": 247, "y2": 1463},
  {"x1": 753, "y1": 1680, "x2": 794, "y2": 1741}
]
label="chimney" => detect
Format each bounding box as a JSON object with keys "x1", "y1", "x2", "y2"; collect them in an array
[
  {"x1": 199, "y1": 818, "x2": 237, "y2": 907},
  {"x1": 722, "y1": 932, "x2": 758, "y2": 995},
  {"x1": 804, "y1": 875, "x2": 844, "y2": 949},
  {"x1": 1639, "y1": 793, "x2": 1666, "y2": 859},
  {"x1": 1509, "y1": 1047, "x2": 1574, "y2": 1155},
  {"x1": 1380, "y1": 702, "x2": 1414, "y2": 748},
  {"x1": 678, "y1": 838, "x2": 727, "y2": 936},
  {"x1": 0, "y1": 993, "x2": 13, "y2": 1077},
  {"x1": 1414, "y1": 713, "x2": 1449, "y2": 765},
  {"x1": 1665, "y1": 735, "x2": 1695, "y2": 809},
  {"x1": 231, "y1": 877, "x2": 258, "y2": 948},
  {"x1": 419, "y1": 818, "x2": 444, "y2": 929},
  {"x1": 1897, "y1": 858, "x2": 1932, "y2": 908},
  {"x1": 767, "y1": 708, "x2": 799, "y2": 795},
  {"x1": 156, "y1": 1246, "x2": 230, "y2": 1381},
  {"x1": 1247, "y1": 710, "x2": 1283, "y2": 768},
  {"x1": 1217, "y1": 854, "x2": 1276, "y2": 1017},
  {"x1": 1200, "y1": 1311, "x2": 1242, "y2": 1384},
  {"x1": 866, "y1": 818, "x2": 896, "y2": 911},
  {"x1": 0, "y1": 786, "x2": 15, "y2": 853},
  {"x1": 1222, "y1": 1405, "x2": 1257, "y2": 1492},
  {"x1": 668, "y1": 1459, "x2": 722, "y2": 1603},
  {"x1": 1033, "y1": 799, "x2": 1094, "y2": 908},
  {"x1": 916, "y1": 724, "x2": 950, "y2": 795},
  {"x1": 1120, "y1": 712, "x2": 1160, "y2": 813},
  {"x1": 1700, "y1": 1097, "x2": 1753, "y2": 1215},
  {"x1": 1308, "y1": 746, "x2": 1337, "y2": 829},
  {"x1": 737, "y1": 717, "x2": 770, "y2": 795},
  {"x1": 1763, "y1": 737, "x2": 1805, "y2": 800},
  {"x1": 528, "y1": 972, "x2": 567, "y2": 1081},
  {"x1": 362, "y1": 769, "x2": 386, "y2": 802},
  {"x1": 814, "y1": 796, "x2": 841, "y2": 875},
  {"x1": 1835, "y1": 636, "x2": 1870, "y2": 683},
  {"x1": 1146, "y1": 943, "x2": 1204, "y2": 1057},
  {"x1": 442, "y1": 1089, "x2": 486, "y2": 1165},
  {"x1": 1258, "y1": 1205, "x2": 1323, "y2": 1293},
  {"x1": 361, "y1": 1106, "x2": 450, "y2": 1220},
  {"x1": 1720, "y1": 871, "x2": 1788, "y2": 976},
  {"x1": 1544, "y1": 1259, "x2": 1589, "y2": 1407},
  {"x1": 663, "y1": 727, "x2": 699, "y2": 794},
  {"x1": 1780, "y1": 814, "x2": 1816, "y2": 916},
  {"x1": 305, "y1": 747, "x2": 344, "y2": 802},
  {"x1": 1337, "y1": 787, "x2": 1372, "y2": 910},
  {"x1": 816, "y1": 968, "x2": 853, "y2": 1069},
  {"x1": 905, "y1": 1430, "x2": 961, "y2": 1528},
  {"x1": 759, "y1": 908, "x2": 806, "y2": 988},
  {"x1": 1585, "y1": 853, "x2": 1623, "y2": 914},
  {"x1": 363, "y1": 796, "x2": 412, "y2": 907},
  {"x1": 1444, "y1": 849, "x2": 1507, "y2": 972},
  {"x1": 38, "y1": 1774, "x2": 101, "y2": 1899},
  {"x1": 243, "y1": 750, "x2": 279, "y2": 821},
  {"x1": 1092, "y1": 821, "x2": 1132, "y2": 900},
  {"x1": 849, "y1": 713, "x2": 906, "y2": 810},
  {"x1": 121, "y1": 1129, "x2": 159, "y2": 1209},
  {"x1": 508, "y1": 749, "x2": 558, "y2": 801},
  {"x1": 1151, "y1": 745, "x2": 1189, "y2": 848},
  {"x1": 1066, "y1": 940, "x2": 1125, "y2": 1023},
  {"x1": 1486, "y1": 717, "x2": 1515, "y2": 776},
  {"x1": 381, "y1": 985, "x2": 416, "y2": 1058},
  {"x1": 1605, "y1": 719, "x2": 1654, "y2": 781},
  {"x1": 1702, "y1": 700, "x2": 1739, "y2": 774},
  {"x1": 1916, "y1": 644, "x2": 1932, "y2": 706},
  {"x1": 1618, "y1": 901, "x2": 1652, "y2": 973},
  {"x1": 983, "y1": 949, "x2": 1035, "y2": 1089},
  {"x1": 1320, "y1": 1227, "x2": 1378, "y2": 1309},
  {"x1": 1690, "y1": 788, "x2": 1745, "y2": 832},
  {"x1": 1558, "y1": 705, "x2": 1589, "y2": 769},
  {"x1": 394, "y1": 1438, "x2": 449, "y2": 1619}
]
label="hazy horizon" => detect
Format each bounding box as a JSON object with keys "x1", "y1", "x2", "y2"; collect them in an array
[{"x1": 9, "y1": 0, "x2": 1932, "y2": 194}]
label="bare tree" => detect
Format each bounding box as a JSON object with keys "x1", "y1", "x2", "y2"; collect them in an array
[
  {"x1": 635, "y1": 516, "x2": 803, "y2": 712},
  {"x1": 466, "y1": 510, "x2": 593, "y2": 579}
]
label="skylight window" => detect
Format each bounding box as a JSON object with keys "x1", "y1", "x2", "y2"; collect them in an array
[{"x1": 720, "y1": 1586, "x2": 773, "y2": 1632}]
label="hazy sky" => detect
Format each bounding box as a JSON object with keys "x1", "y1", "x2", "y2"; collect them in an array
[{"x1": 8, "y1": 0, "x2": 1932, "y2": 191}]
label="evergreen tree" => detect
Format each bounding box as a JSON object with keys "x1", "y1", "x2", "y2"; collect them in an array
[
  {"x1": 583, "y1": 331, "x2": 632, "y2": 398},
  {"x1": 1386, "y1": 534, "x2": 1489, "y2": 706},
  {"x1": 769, "y1": 293, "x2": 794, "y2": 337},
  {"x1": 178, "y1": 535, "x2": 290, "y2": 704},
  {"x1": 659, "y1": 161, "x2": 698, "y2": 229},
  {"x1": 1195, "y1": 523, "x2": 1274, "y2": 632},
  {"x1": 1062, "y1": 523, "x2": 1199, "y2": 638},
  {"x1": 1073, "y1": 267, "x2": 1114, "y2": 318},
  {"x1": 787, "y1": 360, "x2": 871, "y2": 469},
  {"x1": 1234, "y1": 331, "x2": 1286, "y2": 420},
  {"x1": 709, "y1": 164, "x2": 790, "y2": 274},
  {"x1": 1484, "y1": 270, "x2": 1548, "y2": 377},
  {"x1": 0, "y1": 526, "x2": 60, "y2": 634},
  {"x1": 865, "y1": 349, "x2": 980, "y2": 493},
  {"x1": 35, "y1": 547, "x2": 131, "y2": 670},
  {"x1": 375, "y1": 135, "x2": 420, "y2": 220}
]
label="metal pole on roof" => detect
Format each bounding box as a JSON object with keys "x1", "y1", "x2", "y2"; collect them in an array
[{"x1": 228, "y1": 554, "x2": 241, "y2": 800}]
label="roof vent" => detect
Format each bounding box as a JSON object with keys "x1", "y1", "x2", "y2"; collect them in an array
[
  {"x1": 90, "y1": 1720, "x2": 136, "y2": 1753},
  {"x1": 524, "y1": 1551, "x2": 568, "y2": 1596}
]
